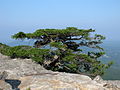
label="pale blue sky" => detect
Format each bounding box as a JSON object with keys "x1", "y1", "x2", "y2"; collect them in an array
[{"x1": 0, "y1": 0, "x2": 120, "y2": 43}]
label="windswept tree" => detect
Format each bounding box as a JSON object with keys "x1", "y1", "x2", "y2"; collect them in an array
[{"x1": 12, "y1": 27, "x2": 113, "y2": 77}]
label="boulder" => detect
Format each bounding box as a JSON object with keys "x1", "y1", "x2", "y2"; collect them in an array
[
  {"x1": 0, "y1": 54, "x2": 51, "y2": 79},
  {"x1": 19, "y1": 72, "x2": 108, "y2": 90},
  {"x1": 94, "y1": 75, "x2": 120, "y2": 90}
]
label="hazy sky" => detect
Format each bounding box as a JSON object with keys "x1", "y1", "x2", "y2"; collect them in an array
[{"x1": 0, "y1": 0, "x2": 120, "y2": 43}]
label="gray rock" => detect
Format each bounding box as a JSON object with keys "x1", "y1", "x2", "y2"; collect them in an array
[
  {"x1": 19, "y1": 72, "x2": 108, "y2": 90},
  {"x1": 0, "y1": 71, "x2": 8, "y2": 80},
  {"x1": 0, "y1": 54, "x2": 52, "y2": 79},
  {"x1": 0, "y1": 80, "x2": 12, "y2": 90},
  {"x1": 104, "y1": 80, "x2": 120, "y2": 89},
  {"x1": 93, "y1": 76, "x2": 120, "y2": 90},
  {"x1": 94, "y1": 75, "x2": 103, "y2": 82}
]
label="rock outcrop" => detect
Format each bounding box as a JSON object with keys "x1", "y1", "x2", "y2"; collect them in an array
[
  {"x1": 0, "y1": 53, "x2": 120, "y2": 90},
  {"x1": 93, "y1": 75, "x2": 120, "y2": 90}
]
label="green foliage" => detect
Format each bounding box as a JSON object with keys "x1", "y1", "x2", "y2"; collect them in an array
[
  {"x1": 12, "y1": 32, "x2": 26, "y2": 39},
  {"x1": 0, "y1": 44, "x2": 50, "y2": 64},
  {"x1": 29, "y1": 48, "x2": 50, "y2": 64},
  {"x1": 1, "y1": 27, "x2": 113, "y2": 77},
  {"x1": 50, "y1": 42, "x2": 66, "y2": 49},
  {"x1": 0, "y1": 43, "x2": 11, "y2": 56},
  {"x1": 88, "y1": 52, "x2": 105, "y2": 59}
]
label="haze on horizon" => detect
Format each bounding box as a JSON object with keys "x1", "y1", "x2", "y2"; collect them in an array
[{"x1": 0, "y1": 0, "x2": 120, "y2": 43}]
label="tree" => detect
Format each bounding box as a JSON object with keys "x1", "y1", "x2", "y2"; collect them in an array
[{"x1": 12, "y1": 27, "x2": 113, "y2": 77}]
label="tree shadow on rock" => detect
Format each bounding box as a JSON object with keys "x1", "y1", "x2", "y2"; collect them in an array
[{"x1": 5, "y1": 79, "x2": 21, "y2": 90}]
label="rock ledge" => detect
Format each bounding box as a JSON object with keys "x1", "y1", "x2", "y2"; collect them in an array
[{"x1": 0, "y1": 53, "x2": 120, "y2": 90}]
